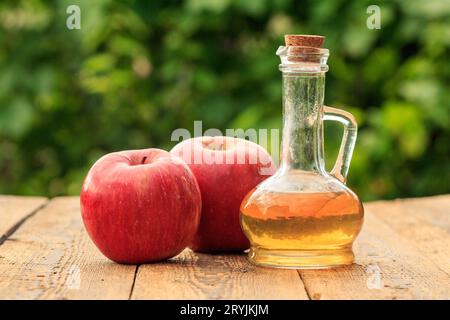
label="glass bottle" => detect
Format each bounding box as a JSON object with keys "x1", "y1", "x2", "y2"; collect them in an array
[{"x1": 240, "y1": 35, "x2": 364, "y2": 269}]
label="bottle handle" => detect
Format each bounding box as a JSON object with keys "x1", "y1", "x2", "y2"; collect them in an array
[{"x1": 323, "y1": 106, "x2": 358, "y2": 184}]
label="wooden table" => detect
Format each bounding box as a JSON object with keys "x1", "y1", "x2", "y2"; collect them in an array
[{"x1": 0, "y1": 195, "x2": 449, "y2": 300}]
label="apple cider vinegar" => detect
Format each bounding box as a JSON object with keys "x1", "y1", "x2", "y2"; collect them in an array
[
  {"x1": 240, "y1": 190, "x2": 363, "y2": 268},
  {"x1": 239, "y1": 34, "x2": 364, "y2": 269}
]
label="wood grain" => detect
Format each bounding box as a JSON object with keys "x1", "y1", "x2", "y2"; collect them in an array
[
  {"x1": 0, "y1": 197, "x2": 136, "y2": 299},
  {"x1": 298, "y1": 198, "x2": 450, "y2": 300},
  {"x1": 0, "y1": 195, "x2": 449, "y2": 300},
  {"x1": 131, "y1": 249, "x2": 308, "y2": 300},
  {"x1": 0, "y1": 195, "x2": 47, "y2": 244},
  {"x1": 389, "y1": 195, "x2": 450, "y2": 231},
  {"x1": 369, "y1": 197, "x2": 450, "y2": 276}
]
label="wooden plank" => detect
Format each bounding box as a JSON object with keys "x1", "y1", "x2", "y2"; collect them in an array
[
  {"x1": 131, "y1": 249, "x2": 308, "y2": 300},
  {"x1": 0, "y1": 197, "x2": 136, "y2": 300},
  {"x1": 298, "y1": 202, "x2": 450, "y2": 300},
  {"x1": 0, "y1": 195, "x2": 47, "y2": 244},
  {"x1": 369, "y1": 197, "x2": 450, "y2": 276},
  {"x1": 390, "y1": 195, "x2": 450, "y2": 231}
]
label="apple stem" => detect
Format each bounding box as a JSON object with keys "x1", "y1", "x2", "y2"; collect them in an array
[{"x1": 141, "y1": 156, "x2": 147, "y2": 164}]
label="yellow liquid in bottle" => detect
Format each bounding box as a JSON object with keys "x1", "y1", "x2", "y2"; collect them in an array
[{"x1": 240, "y1": 190, "x2": 364, "y2": 268}]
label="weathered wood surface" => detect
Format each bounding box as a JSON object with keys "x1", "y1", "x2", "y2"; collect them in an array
[
  {"x1": 0, "y1": 194, "x2": 448, "y2": 300},
  {"x1": 0, "y1": 196, "x2": 47, "y2": 244},
  {"x1": 0, "y1": 197, "x2": 136, "y2": 299},
  {"x1": 132, "y1": 250, "x2": 308, "y2": 300}
]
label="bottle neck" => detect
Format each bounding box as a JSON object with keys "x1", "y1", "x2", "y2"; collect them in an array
[{"x1": 280, "y1": 72, "x2": 326, "y2": 173}]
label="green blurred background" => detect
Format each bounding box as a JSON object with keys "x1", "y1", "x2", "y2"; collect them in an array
[{"x1": 0, "y1": 0, "x2": 449, "y2": 200}]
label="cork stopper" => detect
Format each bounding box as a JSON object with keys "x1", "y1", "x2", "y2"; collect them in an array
[
  {"x1": 282, "y1": 34, "x2": 326, "y2": 63},
  {"x1": 284, "y1": 34, "x2": 325, "y2": 48}
]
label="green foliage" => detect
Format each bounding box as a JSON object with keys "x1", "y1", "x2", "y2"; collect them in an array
[{"x1": 0, "y1": 0, "x2": 449, "y2": 200}]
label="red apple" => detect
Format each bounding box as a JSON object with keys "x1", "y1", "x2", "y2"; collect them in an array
[
  {"x1": 171, "y1": 136, "x2": 275, "y2": 252},
  {"x1": 80, "y1": 148, "x2": 201, "y2": 264}
]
